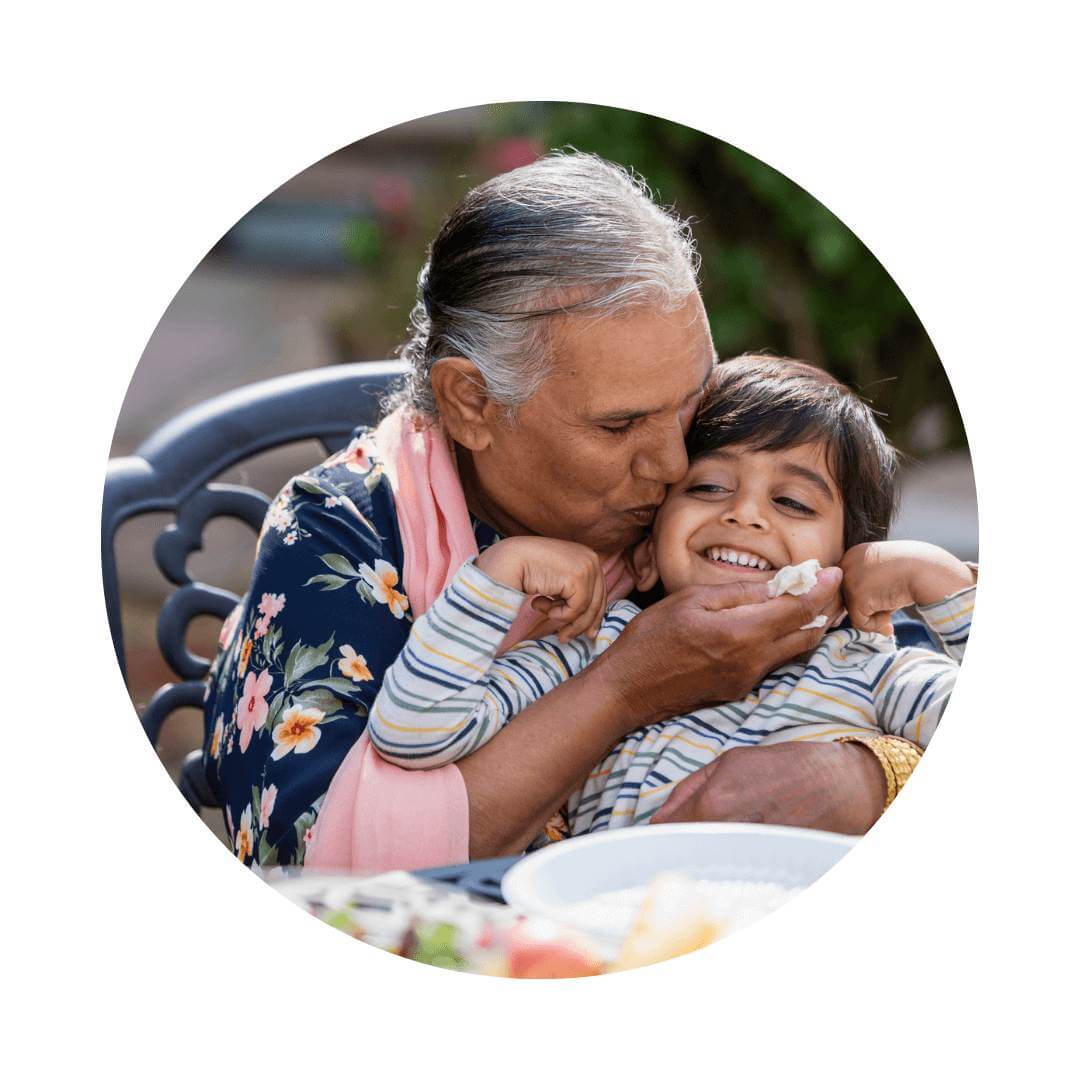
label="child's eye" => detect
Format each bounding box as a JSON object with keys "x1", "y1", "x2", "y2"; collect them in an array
[
  {"x1": 775, "y1": 496, "x2": 815, "y2": 515},
  {"x1": 687, "y1": 484, "x2": 731, "y2": 496}
]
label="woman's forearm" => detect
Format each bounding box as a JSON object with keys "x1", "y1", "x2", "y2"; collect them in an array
[{"x1": 456, "y1": 657, "x2": 632, "y2": 857}]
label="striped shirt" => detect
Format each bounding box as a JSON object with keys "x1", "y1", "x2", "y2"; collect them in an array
[{"x1": 368, "y1": 559, "x2": 973, "y2": 835}]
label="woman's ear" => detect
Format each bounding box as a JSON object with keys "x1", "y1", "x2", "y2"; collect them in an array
[
  {"x1": 628, "y1": 536, "x2": 660, "y2": 592},
  {"x1": 430, "y1": 358, "x2": 499, "y2": 451}
]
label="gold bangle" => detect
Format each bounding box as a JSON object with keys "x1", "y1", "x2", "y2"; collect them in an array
[{"x1": 839, "y1": 735, "x2": 923, "y2": 811}]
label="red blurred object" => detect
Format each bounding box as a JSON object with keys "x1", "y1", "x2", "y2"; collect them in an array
[
  {"x1": 505, "y1": 923, "x2": 604, "y2": 979},
  {"x1": 487, "y1": 136, "x2": 544, "y2": 174},
  {"x1": 371, "y1": 173, "x2": 415, "y2": 216}
]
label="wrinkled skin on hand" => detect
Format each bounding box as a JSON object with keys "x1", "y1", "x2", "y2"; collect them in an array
[{"x1": 651, "y1": 740, "x2": 888, "y2": 835}]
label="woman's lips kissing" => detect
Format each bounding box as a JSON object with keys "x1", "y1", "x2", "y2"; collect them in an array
[{"x1": 624, "y1": 505, "x2": 659, "y2": 524}]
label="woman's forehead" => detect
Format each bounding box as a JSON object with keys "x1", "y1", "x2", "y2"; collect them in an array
[{"x1": 546, "y1": 302, "x2": 714, "y2": 416}]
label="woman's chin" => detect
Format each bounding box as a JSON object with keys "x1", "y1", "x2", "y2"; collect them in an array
[{"x1": 585, "y1": 519, "x2": 653, "y2": 555}]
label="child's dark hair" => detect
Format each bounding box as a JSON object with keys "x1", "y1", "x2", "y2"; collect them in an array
[{"x1": 686, "y1": 355, "x2": 899, "y2": 547}]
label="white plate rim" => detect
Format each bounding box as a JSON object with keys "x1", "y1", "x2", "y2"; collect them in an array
[{"x1": 501, "y1": 821, "x2": 857, "y2": 914}]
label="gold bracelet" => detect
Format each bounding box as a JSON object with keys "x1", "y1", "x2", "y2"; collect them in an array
[{"x1": 839, "y1": 735, "x2": 923, "y2": 811}]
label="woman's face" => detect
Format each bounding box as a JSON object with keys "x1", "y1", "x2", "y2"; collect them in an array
[{"x1": 462, "y1": 295, "x2": 715, "y2": 554}]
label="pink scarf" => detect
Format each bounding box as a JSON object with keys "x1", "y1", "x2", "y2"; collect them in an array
[{"x1": 305, "y1": 408, "x2": 633, "y2": 874}]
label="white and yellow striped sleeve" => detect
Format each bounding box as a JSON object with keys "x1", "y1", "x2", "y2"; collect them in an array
[
  {"x1": 367, "y1": 560, "x2": 635, "y2": 769},
  {"x1": 874, "y1": 583, "x2": 975, "y2": 747},
  {"x1": 916, "y1": 582, "x2": 975, "y2": 662}
]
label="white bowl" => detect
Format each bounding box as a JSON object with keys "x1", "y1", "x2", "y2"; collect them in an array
[{"x1": 501, "y1": 822, "x2": 855, "y2": 941}]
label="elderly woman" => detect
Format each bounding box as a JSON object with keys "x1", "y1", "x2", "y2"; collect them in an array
[{"x1": 204, "y1": 152, "x2": 887, "y2": 871}]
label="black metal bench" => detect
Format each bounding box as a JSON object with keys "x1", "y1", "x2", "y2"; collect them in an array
[{"x1": 102, "y1": 359, "x2": 408, "y2": 810}]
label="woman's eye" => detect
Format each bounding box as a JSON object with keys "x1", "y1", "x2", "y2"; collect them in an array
[
  {"x1": 600, "y1": 421, "x2": 636, "y2": 436},
  {"x1": 775, "y1": 496, "x2": 815, "y2": 515}
]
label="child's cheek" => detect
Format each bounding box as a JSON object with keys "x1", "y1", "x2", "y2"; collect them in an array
[{"x1": 819, "y1": 519, "x2": 846, "y2": 567}]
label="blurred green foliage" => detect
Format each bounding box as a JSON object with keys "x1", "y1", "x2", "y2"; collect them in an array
[{"x1": 342, "y1": 217, "x2": 382, "y2": 266}]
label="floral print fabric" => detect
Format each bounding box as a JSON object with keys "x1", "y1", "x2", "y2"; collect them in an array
[{"x1": 202, "y1": 428, "x2": 500, "y2": 867}]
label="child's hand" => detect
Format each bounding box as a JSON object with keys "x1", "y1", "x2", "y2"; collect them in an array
[
  {"x1": 840, "y1": 540, "x2": 975, "y2": 636},
  {"x1": 475, "y1": 537, "x2": 607, "y2": 642}
]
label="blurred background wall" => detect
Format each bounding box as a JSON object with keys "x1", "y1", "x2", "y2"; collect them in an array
[{"x1": 108, "y1": 102, "x2": 977, "y2": 822}]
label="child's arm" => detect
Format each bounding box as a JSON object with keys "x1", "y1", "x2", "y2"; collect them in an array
[
  {"x1": 862, "y1": 565, "x2": 975, "y2": 746},
  {"x1": 914, "y1": 584, "x2": 975, "y2": 661},
  {"x1": 840, "y1": 540, "x2": 976, "y2": 637},
  {"x1": 367, "y1": 538, "x2": 620, "y2": 769},
  {"x1": 840, "y1": 541, "x2": 974, "y2": 745}
]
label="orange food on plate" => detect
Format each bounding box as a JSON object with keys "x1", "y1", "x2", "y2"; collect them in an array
[{"x1": 610, "y1": 873, "x2": 727, "y2": 971}]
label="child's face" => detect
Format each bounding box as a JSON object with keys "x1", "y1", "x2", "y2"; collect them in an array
[{"x1": 636, "y1": 439, "x2": 846, "y2": 593}]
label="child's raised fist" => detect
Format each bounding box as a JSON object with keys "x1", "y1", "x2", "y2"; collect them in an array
[
  {"x1": 839, "y1": 540, "x2": 974, "y2": 636},
  {"x1": 476, "y1": 536, "x2": 608, "y2": 642}
]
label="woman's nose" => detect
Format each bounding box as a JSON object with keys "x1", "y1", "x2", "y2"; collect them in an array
[{"x1": 633, "y1": 425, "x2": 688, "y2": 486}]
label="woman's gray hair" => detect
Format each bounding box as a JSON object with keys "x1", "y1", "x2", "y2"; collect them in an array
[{"x1": 391, "y1": 150, "x2": 701, "y2": 418}]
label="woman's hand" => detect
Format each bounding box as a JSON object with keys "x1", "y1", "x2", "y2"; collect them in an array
[
  {"x1": 840, "y1": 540, "x2": 975, "y2": 635},
  {"x1": 589, "y1": 566, "x2": 844, "y2": 720},
  {"x1": 651, "y1": 741, "x2": 887, "y2": 835},
  {"x1": 476, "y1": 536, "x2": 607, "y2": 642}
]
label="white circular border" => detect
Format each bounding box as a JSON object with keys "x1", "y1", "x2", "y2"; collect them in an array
[{"x1": 9, "y1": 6, "x2": 1075, "y2": 1076}]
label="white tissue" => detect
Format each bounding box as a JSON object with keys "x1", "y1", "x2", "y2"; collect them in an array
[
  {"x1": 799, "y1": 614, "x2": 829, "y2": 630},
  {"x1": 766, "y1": 559, "x2": 822, "y2": 599}
]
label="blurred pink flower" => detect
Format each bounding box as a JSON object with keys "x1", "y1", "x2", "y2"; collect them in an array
[
  {"x1": 258, "y1": 592, "x2": 286, "y2": 618},
  {"x1": 236, "y1": 670, "x2": 272, "y2": 752},
  {"x1": 488, "y1": 136, "x2": 543, "y2": 174},
  {"x1": 259, "y1": 784, "x2": 278, "y2": 828},
  {"x1": 218, "y1": 605, "x2": 241, "y2": 649},
  {"x1": 372, "y1": 173, "x2": 414, "y2": 216}
]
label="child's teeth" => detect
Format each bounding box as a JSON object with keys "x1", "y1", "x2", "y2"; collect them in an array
[{"x1": 710, "y1": 548, "x2": 773, "y2": 570}]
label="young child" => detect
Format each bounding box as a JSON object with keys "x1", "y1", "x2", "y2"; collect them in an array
[{"x1": 367, "y1": 356, "x2": 975, "y2": 836}]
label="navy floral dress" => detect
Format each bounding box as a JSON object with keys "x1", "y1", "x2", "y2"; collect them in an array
[{"x1": 203, "y1": 429, "x2": 500, "y2": 867}]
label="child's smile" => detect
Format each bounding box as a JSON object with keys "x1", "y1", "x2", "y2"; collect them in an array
[
  {"x1": 699, "y1": 544, "x2": 775, "y2": 572},
  {"x1": 635, "y1": 439, "x2": 847, "y2": 594}
]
